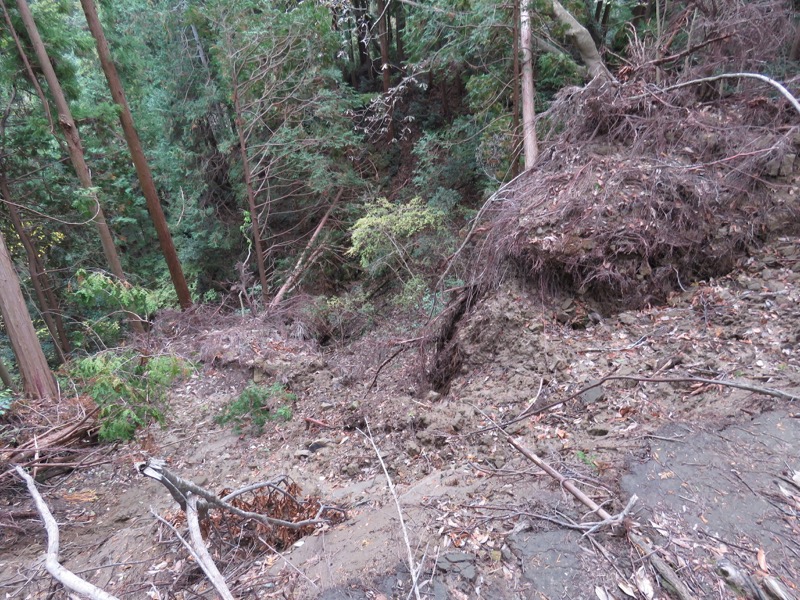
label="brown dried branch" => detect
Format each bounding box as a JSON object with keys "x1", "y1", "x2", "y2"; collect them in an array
[{"x1": 507, "y1": 441, "x2": 697, "y2": 600}]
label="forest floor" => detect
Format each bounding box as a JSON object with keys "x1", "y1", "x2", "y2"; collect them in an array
[{"x1": 2, "y1": 230, "x2": 800, "y2": 599}]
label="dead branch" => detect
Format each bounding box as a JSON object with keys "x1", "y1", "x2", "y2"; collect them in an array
[
  {"x1": 270, "y1": 188, "x2": 343, "y2": 307},
  {"x1": 186, "y1": 494, "x2": 235, "y2": 600},
  {"x1": 602, "y1": 375, "x2": 800, "y2": 402},
  {"x1": 659, "y1": 73, "x2": 800, "y2": 115},
  {"x1": 137, "y1": 458, "x2": 341, "y2": 529},
  {"x1": 14, "y1": 465, "x2": 121, "y2": 600},
  {"x1": 362, "y1": 420, "x2": 422, "y2": 600},
  {"x1": 364, "y1": 346, "x2": 408, "y2": 395},
  {"x1": 508, "y1": 440, "x2": 697, "y2": 600},
  {"x1": 1, "y1": 406, "x2": 99, "y2": 465},
  {"x1": 646, "y1": 33, "x2": 732, "y2": 67}
]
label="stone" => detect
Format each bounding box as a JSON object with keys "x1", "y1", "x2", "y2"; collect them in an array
[
  {"x1": 580, "y1": 383, "x2": 605, "y2": 405},
  {"x1": 294, "y1": 449, "x2": 311, "y2": 459}
]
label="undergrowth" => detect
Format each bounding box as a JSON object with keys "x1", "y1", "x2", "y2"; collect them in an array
[
  {"x1": 69, "y1": 351, "x2": 193, "y2": 441},
  {"x1": 216, "y1": 383, "x2": 295, "y2": 434}
]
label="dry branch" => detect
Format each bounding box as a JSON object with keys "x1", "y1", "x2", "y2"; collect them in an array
[
  {"x1": 186, "y1": 494, "x2": 235, "y2": 600},
  {"x1": 14, "y1": 465, "x2": 121, "y2": 600},
  {"x1": 659, "y1": 73, "x2": 800, "y2": 116},
  {"x1": 138, "y1": 458, "x2": 341, "y2": 530},
  {"x1": 362, "y1": 420, "x2": 422, "y2": 600},
  {"x1": 507, "y1": 441, "x2": 697, "y2": 600}
]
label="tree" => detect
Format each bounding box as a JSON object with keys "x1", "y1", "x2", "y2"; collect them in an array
[
  {"x1": 13, "y1": 0, "x2": 127, "y2": 285},
  {"x1": 520, "y1": 0, "x2": 537, "y2": 169},
  {"x1": 0, "y1": 228, "x2": 56, "y2": 399},
  {"x1": 78, "y1": 0, "x2": 192, "y2": 310}
]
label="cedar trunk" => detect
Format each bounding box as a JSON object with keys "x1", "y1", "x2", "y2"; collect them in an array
[
  {"x1": 79, "y1": 0, "x2": 192, "y2": 310},
  {"x1": 14, "y1": 0, "x2": 126, "y2": 283},
  {"x1": 0, "y1": 230, "x2": 57, "y2": 399}
]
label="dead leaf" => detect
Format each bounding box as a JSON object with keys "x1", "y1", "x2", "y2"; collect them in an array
[
  {"x1": 595, "y1": 586, "x2": 613, "y2": 600},
  {"x1": 635, "y1": 566, "x2": 655, "y2": 599},
  {"x1": 618, "y1": 580, "x2": 636, "y2": 597},
  {"x1": 757, "y1": 548, "x2": 768, "y2": 572}
]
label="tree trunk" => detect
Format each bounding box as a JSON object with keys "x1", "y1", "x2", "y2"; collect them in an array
[
  {"x1": 511, "y1": 0, "x2": 520, "y2": 178},
  {"x1": 520, "y1": 0, "x2": 538, "y2": 169},
  {"x1": 543, "y1": 0, "x2": 611, "y2": 81},
  {"x1": 14, "y1": 0, "x2": 127, "y2": 284},
  {"x1": 79, "y1": 0, "x2": 192, "y2": 310},
  {"x1": 0, "y1": 174, "x2": 70, "y2": 363},
  {"x1": 395, "y1": 1, "x2": 405, "y2": 66},
  {"x1": 376, "y1": 0, "x2": 391, "y2": 94},
  {"x1": 231, "y1": 86, "x2": 270, "y2": 307},
  {"x1": 0, "y1": 230, "x2": 57, "y2": 399}
]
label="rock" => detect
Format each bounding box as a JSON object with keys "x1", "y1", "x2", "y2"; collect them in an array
[
  {"x1": 308, "y1": 438, "x2": 332, "y2": 452},
  {"x1": 618, "y1": 312, "x2": 637, "y2": 325},
  {"x1": 406, "y1": 442, "x2": 421, "y2": 458},
  {"x1": 437, "y1": 552, "x2": 477, "y2": 581},
  {"x1": 294, "y1": 449, "x2": 311, "y2": 459},
  {"x1": 580, "y1": 383, "x2": 605, "y2": 405},
  {"x1": 426, "y1": 390, "x2": 442, "y2": 402},
  {"x1": 342, "y1": 462, "x2": 359, "y2": 476},
  {"x1": 320, "y1": 401, "x2": 335, "y2": 410}
]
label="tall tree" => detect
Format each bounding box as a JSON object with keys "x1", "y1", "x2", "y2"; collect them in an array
[
  {"x1": 520, "y1": 0, "x2": 538, "y2": 169},
  {"x1": 13, "y1": 0, "x2": 127, "y2": 285},
  {"x1": 78, "y1": 0, "x2": 192, "y2": 310},
  {"x1": 0, "y1": 228, "x2": 56, "y2": 399}
]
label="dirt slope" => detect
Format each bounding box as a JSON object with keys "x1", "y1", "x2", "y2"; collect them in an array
[{"x1": 2, "y1": 235, "x2": 800, "y2": 599}]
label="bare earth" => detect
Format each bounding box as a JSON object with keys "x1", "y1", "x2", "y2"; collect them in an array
[{"x1": 2, "y1": 235, "x2": 800, "y2": 599}]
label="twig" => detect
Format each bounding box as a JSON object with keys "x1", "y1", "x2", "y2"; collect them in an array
[
  {"x1": 304, "y1": 416, "x2": 335, "y2": 429},
  {"x1": 469, "y1": 370, "x2": 798, "y2": 436},
  {"x1": 15, "y1": 466, "x2": 121, "y2": 600},
  {"x1": 507, "y1": 440, "x2": 697, "y2": 600},
  {"x1": 646, "y1": 33, "x2": 731, "y2": 66},
  {"x1": 602, "y1": 375, "x2": 800, "y2": 402},
  {"x1": 361, "y1": 420, "x2": 422, "y2": 600},
  {"x1": 364, "y1": 346, "x2": 408, "y2": 396},
  {"x1": 186, "y1": 494, "x2": 235, "y2": 600}
]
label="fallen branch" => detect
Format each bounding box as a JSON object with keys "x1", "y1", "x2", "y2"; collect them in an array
[
  {"x1": 270, "y1": 188, "x2": 343, "y2": 308},
  {"x1": 186, "y1": 494, "x2": 235, "y2": 600},
  {"x1": 646, "y1": 33, "x2": 732, "y2": 67},
  {"x1": 15, "y1": 465, "x2": 120, "y2": 600},
  {"x1": 659, "y1": 72, "x2": 800, "y2": 116},
  {"x1": 137, "y1": 458, "x2": 341, "y2": 530},
  {"x1": 2, "y1": 406, "x2": 99, "y2": 465},
  {"x1": 365, "y1": 346, "x2": 408, "y2": 395},
  {"x1": 507, "y1": 440, "x2": 696, "y2": 600},
  {"x1": 361, "y1": 420, "x2": 422, "y2": 600}
]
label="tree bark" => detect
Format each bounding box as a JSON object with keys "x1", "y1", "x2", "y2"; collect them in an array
[
  {"x1": 0, "y1": 174, "x2": 70, "y2": 363},
  {"x1": 14, "y1": 0, "x2": 127, "y2": 284},
  {"x1": 79, "y1": 0, "x2": 192, "y2": 310},
  {"x1": 0, "y1": 230, "x2": 56, "y2": 399},
  {"x1": 520, "y1": 0, "x2": 538, "y2": 169},
  {"x1": 542, "y1": 0, "x2": 611, "y2": 81}
]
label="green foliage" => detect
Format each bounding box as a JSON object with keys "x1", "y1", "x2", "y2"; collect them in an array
[
  {"x1": 70, "y1": 351, "x2": 192, "y2": 441},
  {"x1": 537, "y1": 53, "x2": 583, "y2": 100},
  {"x1": 0, "y1": 389, "x2": 14, "y2": 417},
  {"x1": 349, "y1": 197, "x2": 446, "y2": 276},
  {"x1": 216, "y1": 383, "x2": 295, "y2": 434},
  {"x1": 69, "y1": 269, "x2": 176, "y2": 346}
]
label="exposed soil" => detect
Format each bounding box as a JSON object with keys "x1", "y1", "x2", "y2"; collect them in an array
[{"x1": 2, "y1": 230, "x2": 800, "y2": 599}]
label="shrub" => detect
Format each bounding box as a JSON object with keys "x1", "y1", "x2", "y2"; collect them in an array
[
  {"x1": 216, "y1": 383, "x2": 295, "y2": 435},
  {"x1": 70, "y1": 351, "x2": 192, "y2": 441}
]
